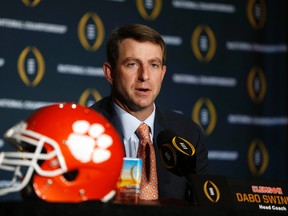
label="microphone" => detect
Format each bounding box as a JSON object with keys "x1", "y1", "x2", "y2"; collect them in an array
[
  {"x1": 157, "y1": 129, "x2": 196, "y2": 178},
  {"x1": 157, "y1": 130, "x2": 200, "y2": 205}
]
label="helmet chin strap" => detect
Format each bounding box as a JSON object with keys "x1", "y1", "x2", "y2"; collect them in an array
[{"x1": 101, "y1": 189, "x2": 116, "y2": 203}]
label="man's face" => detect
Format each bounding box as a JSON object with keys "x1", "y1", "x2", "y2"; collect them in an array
[{"x1": 109, "y1": 38, "x2": 166, "y2": 114}]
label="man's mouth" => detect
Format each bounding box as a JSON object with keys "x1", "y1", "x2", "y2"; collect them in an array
[
  {"x1": 138, "y1": 88, "x2": 149, "y2": 92},
  {"x1": 136, "y1": 87, "x2": 150, "y2": 94}
]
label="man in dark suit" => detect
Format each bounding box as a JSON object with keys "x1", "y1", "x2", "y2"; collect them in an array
[{"x1": 90, "y1": 23, "x2": 209, "y2": 202}]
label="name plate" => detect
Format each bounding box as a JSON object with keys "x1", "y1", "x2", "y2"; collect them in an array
[{"x1": 189, "y1": 174, "x2": 288, "y2": 213}]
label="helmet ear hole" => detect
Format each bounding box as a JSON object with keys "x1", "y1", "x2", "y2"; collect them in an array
[{"x1": 63, "y1": 170, "x2": 79, "y2": 181}]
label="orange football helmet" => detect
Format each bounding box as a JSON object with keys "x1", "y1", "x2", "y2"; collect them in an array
[{"x1": 0, "y1": 103, "x2": 124, "y2": 202}]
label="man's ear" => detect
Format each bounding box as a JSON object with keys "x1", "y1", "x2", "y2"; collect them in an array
[
  {"x1": 161, "y1": 65, "x2": 167, "y2": 81},
  {"x1": 103, "y1": 62, "x2": 113, "y2": 85}
]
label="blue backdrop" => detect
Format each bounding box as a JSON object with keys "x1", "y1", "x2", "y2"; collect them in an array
[{"x1": 0, "y1": 0, "x2": 287, "y2": 201}]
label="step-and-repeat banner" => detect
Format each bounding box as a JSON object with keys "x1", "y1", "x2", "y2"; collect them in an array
[{"x1": 0, "y1": 0, "x2": 287, "y2": 201}]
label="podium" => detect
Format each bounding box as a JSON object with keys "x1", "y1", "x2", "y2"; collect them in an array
[{"x1": 0, "y1": 174, "x2": 287, "y2": 216}]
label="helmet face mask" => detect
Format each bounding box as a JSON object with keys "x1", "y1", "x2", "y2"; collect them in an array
[
  {"x1": 0, "y1": 103, "x2": 124, "y2": 202},
  {"x1": 0, "y1": 121, "x2": 68, "y2": 196}
]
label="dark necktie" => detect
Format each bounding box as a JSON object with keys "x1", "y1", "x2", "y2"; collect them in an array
[{"x1": 136, "y1": 123, "x2": 158, "y2": 200}]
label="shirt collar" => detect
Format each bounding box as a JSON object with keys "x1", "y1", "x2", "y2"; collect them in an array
[{"x1": 113, "y1": 103, "x2": 155, "y2": 139}]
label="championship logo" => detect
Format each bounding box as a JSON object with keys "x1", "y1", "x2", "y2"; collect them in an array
[
  {"x1": 79, "y1": 88, "x2": 102, "y2": 107},
  {"x1": 191, "y1": 24, "x2": 216, "y2": 62},
  {"x1": 192, "y1": 98, "x2": 217, "y2": 136},
  {"x1": 136, "y1": 0, "x2": 162, "y2": 20},
  {"x1": 203, "y1": 180, "x2": 221, "y2": 203},
  {"x1": 78, "y1": 12, "x2": 105, "y2": 52},
  {"x1": 246, "y1": 0, "x2": 266, "y2": 29},
  {"x1": 248, "y1": 139, "x2": 269, "y2": 177},
  {"x1": 22, "y1": 0, "x2": 41, "y2": 7},
  {"x1": 247, "y1": 66, "x2": 266, "y2": 103},
  {"x1": 17, "y1": 46, "x2": 45, "y2": 87}
]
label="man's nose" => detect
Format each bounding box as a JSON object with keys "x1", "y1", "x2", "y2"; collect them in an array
[{"x1": 138, "y1": 65, "x2": 150, "y2": 81}]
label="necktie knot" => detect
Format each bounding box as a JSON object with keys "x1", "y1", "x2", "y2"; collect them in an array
[{"x1": 136, "y1": 123, "x2": 150, "y2": 142}]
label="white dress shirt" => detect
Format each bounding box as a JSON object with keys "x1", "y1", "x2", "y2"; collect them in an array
[{"x1": 113, "y1": 102, "x2": 155, "y2": 158}]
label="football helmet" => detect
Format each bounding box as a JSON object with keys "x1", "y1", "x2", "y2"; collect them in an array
[{"x1": 0, "y1": 103, "x2": 124, "y2": 202}]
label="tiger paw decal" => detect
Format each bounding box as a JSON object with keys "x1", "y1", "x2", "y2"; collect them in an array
[{"x1": 66, "y1": 120, "x2": 113, "y2": 163}]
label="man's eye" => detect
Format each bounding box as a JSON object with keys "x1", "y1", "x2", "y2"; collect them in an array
[
  {"x1": 127, "y1": 62, "x2": 137, "y2": 67},
  {"x1": 151, "y1": 63, "x2": 160, "y2": 68}
]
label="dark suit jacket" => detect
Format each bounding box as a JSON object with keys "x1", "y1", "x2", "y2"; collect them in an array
[{"x1": 90, "y1": 96, "x2": 209, "y2": 200}]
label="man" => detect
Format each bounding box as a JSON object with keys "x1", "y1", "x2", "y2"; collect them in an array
[{"x1": 90, "y1": 23, "x2": 209, "y2": 201}]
